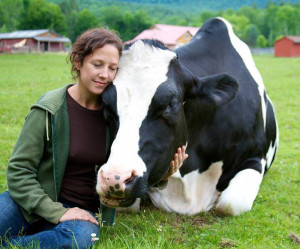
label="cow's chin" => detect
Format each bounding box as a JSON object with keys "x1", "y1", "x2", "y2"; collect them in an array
[{"x1": 100, "y1": 196, "x2": 136, "y2": 208}]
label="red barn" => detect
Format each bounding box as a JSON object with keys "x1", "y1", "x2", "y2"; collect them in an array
[
  {"x1": 274, "y1": 36, "x2": 300, "y2": 57},
  {"x1": 0, "y1": 29, "x2": 71, "y2": 53}
]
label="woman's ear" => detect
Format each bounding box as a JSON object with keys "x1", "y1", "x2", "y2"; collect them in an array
[
  {"x1": 74, "y1": 54, "x2": 82, "y2": 71},
  {"x1": 185, "y1": 73, "x2": 239, "y2": 106},
  {"x1": 74, "y1": 61, "x2": 81, "y2": 71}
]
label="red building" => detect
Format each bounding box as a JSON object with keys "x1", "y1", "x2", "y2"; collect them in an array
[
  {"x1": 274, "y1": 36, "x2": 300, "y2": 57},
  {"x1": 0, "y1": 29, "x2": 71, "y2": 53},
  {"x1": 125, "y1": 24, "x2": 199, "y2": 50}
]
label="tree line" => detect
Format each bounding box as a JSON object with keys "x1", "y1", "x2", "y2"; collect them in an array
[{"x1": 0, "y1": 0, "x2": 299, "y2": 47}]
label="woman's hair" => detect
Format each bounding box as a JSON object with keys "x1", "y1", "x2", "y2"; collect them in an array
[{"x1": 69, "y1": 28, "x2": 123, "y2": 80}]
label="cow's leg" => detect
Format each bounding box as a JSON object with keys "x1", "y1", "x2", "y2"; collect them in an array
[{"x1": 216, "y1": 159, "x2": 265, "y2": 216}]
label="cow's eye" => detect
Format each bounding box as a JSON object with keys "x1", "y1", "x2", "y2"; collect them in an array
[
  {"x1": 162, "y1": 99, "x2": 180, "y2": 124},
  {"x1": 167, "y1": 103, "x2": 175, "y2": 110}
]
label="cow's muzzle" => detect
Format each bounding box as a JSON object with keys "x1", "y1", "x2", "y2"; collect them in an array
[{"x1": 96, "y1": 168, "x2": 140, "y2": 207}]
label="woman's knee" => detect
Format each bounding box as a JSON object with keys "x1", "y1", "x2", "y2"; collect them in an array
[{"x1": 57, "y1": 220, "x2": 99, "y2": 249}]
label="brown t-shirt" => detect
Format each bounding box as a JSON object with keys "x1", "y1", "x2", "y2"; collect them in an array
[{"x1": 59, "y1": 91, "x2": 106, "y2": 213}]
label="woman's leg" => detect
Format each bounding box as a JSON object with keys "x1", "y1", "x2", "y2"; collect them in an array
[
  {"x1": 0, "y1": 191, "x2": 32, "y2": 236},
  {"x1": 0, "y1": 191, "x2": 32, "y2": 243},
  {"x1": 9, "y1": 214, "x2": 99, "y2": 249},
  {"x1": 0, "y1": 193, "x2": 99, "y2": 249}
]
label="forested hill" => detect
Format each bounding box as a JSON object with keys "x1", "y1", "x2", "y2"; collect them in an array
[
  {"x1": 2, "y1": 0, "x2": 299, "y2": 47},
  {"x1": 63, "y1": 0, "x2": 299, "y2": 13}
]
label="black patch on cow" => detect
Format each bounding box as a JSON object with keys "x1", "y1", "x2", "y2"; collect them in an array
[{"x1": 138, "y1": 80, "x2": 188, "y2": 186}]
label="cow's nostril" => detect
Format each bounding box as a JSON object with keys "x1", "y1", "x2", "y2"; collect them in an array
[
  {"x1": 124, "y1": 170, "x2": 138, "y2": 184},
  {"x1": 125, "y1": 173, "x2": 135, "y2": 184}
]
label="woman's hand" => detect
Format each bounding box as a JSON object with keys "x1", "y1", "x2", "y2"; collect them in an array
[
  {"x1": 162, "y1": 146, "x2": 188, "y2": 181},
  {"x1": 59, "y1": 207, "x2": 99, "y2": 225}
]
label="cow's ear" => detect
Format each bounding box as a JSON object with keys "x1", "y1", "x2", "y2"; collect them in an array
[{"x1": 185, "y1": 73, "x2": 238, "y2": 106}]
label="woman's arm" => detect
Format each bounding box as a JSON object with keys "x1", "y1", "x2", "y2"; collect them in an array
[{"x1": 7, "y1": 108, "x2": 68, "y2": 224}]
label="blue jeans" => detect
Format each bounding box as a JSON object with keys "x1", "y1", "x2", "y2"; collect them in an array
[{"x1": 0, "y1": 191, "x2": 99, "y2": 249}]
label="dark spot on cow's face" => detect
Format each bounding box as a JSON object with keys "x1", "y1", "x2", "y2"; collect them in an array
[
  {"x1": 114, "y1": 175, "x2": 120, "y2": 180},
  {"x1": 109, "y1": 186, "x2": 115, "y2": 194},
  {"x1": 108, "y1": 185, "x2": 124, "y2": 198},
  {"x1": 138, "y1": 82, "x2": 188, "y2": 186}
]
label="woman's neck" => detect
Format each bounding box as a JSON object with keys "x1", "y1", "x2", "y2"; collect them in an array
[{"x1": 68, "y1": 83, "x2": 101, "y2": 110}]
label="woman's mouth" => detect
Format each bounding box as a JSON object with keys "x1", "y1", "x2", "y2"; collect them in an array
[{"x1": 94, "y1": 80, "x2": 107, "y2": 87}]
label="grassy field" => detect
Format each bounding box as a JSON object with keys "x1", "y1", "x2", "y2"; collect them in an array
[{"x1": 0, "y1": 53, "x2": 299, "y2": 248}]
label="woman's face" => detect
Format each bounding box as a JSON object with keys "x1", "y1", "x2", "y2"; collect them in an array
[{"x1": 77, "y1": 44, "x2": 120, "y2": 96}]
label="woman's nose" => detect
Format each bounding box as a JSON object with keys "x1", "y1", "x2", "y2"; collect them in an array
[{"x1": 99, "y1": 68, "x2": 108, "y2": 78}]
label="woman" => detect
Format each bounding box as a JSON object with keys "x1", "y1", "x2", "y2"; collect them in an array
[{"x1": 0, "y1": 28, "x2": 187, "y2": 249}]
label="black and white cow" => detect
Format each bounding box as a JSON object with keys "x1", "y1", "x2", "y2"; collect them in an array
[{"x1": 96, "y1": 17, "x2": 279, "y2": 216}]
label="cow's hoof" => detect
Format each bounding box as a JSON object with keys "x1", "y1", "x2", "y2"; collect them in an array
[{"x1": 215, "y1": 197, "x2": 252, "y2": 216}]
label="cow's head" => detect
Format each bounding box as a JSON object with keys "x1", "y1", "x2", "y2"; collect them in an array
[{"x1": 96, "y1": 40, "x2": 238, "y2": 207}]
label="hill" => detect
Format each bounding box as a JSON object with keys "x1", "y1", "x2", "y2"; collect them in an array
[{"x1": 49, "y1": 0, "x2": 300, "y2": 14}]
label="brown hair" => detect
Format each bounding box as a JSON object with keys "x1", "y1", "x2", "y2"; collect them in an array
[{"x1": 69, "y1": 28, "x2": 123, "y2": 80}]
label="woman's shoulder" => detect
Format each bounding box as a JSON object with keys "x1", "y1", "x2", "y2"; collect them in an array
[{"x1": 32, "y1": 84, "x2": 73, "y2": 114}]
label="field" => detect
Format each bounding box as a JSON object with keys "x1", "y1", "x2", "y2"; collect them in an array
[{"x1": 0, "y1": 53, "x2": 299, "y2": 248}]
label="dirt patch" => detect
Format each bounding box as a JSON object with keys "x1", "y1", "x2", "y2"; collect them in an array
[
  {"x1": 191, "y1": 216, "x2": 211, "y2": 228},
  {"x1": 219, "y1": 239, "x2": 235, "y2": 248},
  {"x1": 289, "y1": 233, "x2": 300, "y2": 245}
]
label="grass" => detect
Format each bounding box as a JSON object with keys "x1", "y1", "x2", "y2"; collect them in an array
[{"x1": 0, "y1": 53, "x2": 299, "y2": 248}]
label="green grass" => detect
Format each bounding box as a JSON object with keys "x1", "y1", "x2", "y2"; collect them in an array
[{"x1": 0, "y1": 53, "x2": 299, "y2": 248}]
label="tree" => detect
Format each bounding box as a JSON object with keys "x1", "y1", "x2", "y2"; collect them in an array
[
  {"x1": 237, "y1": 6, "x2": 258, "y2": 24},
  {"x1": 74, "y1": 9, "x2": 99, "y2": 40},
  {"x1": 200, "y1": 11, "x2": 215, "y2": 22},
  {"x1": 126, "y1": 10, "x2": 152, "y2": 40},
  {"x1": 60, "y1": 0, "x2": 79, "y2": 16},
  {"x1": 222, "y1": 14, "x2": 250, "y2": 40},
  {"x1": 100, "y1": 6, "x2": 126, "y2": 33},
  {"x1": 257, "y1": 34, "x2": 268, "y2": 48},
  {"x1": 66, "y1": 10, "x2": 79, "y2": 42},
  {"x1": 264, "y1": 3, "x2": 279, "y2": 46},
  {"x1": 276, "y1": 5, "x2": 297, "y2": 35},
  {"x1": 99, "y1": 6, "x2": 153, "y2": 41},
  {"x1": 0, "y1": 0, "x2": 24, "y2": 31},
  {"x1": 18, "y1": 0, "x2": 67, "y2": 33},
  {"x1": 244, "y1": 24, "x2": 259, "y2": 47}
]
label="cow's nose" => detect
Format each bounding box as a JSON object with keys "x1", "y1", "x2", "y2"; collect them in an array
[{"x1": 99, "y1": 169, "x2": 138, "y2": 198}]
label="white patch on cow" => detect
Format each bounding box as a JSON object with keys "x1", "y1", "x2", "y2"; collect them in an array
[
  {"x1": 102, "y1": 40, "x2": 177, "y2": 176},
  {"x1": 149, "y1": 161, "x2": 223, "y2": 215},
  {"x1": 216, "y1": 160, "x2": 265, "y2": 216},
  {"x1": 217, "y1": 17, "x2": 267, "y2": 129}
]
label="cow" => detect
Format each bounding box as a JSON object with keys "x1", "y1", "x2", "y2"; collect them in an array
[{"x1": 96, "y1": 17, "x2": 279, "y2": 216}]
